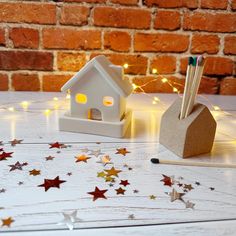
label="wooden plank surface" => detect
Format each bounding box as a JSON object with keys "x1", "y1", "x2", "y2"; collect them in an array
[{"x1": 0, "y1": 92, "x2": 236, "y2": 235}]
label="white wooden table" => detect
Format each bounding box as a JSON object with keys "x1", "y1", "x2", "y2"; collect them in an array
[{"x1": 0, "y1": 92, "x2": 236, "y2": 236}]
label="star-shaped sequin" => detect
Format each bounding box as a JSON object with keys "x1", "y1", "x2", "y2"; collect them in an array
[
  {"x1": 58, "y1": 210, "x2": 80, "y2": 230},
  {"x1": 169, "y1": 189, "x2": 185, "y2": 202},
  {"x1": 105, "y1": 176, "x2": 115, "y2": 182},
  {"x1": 38, "y1": 176, "x2": 66, "y2": 192},
  {"x1": 9, "y1": 139, "x2": 23, "y2": 146},
  {"x1": 184, "y1": 184, "x2": 194, "y2": 191},
  {"x1": 67, "y1": 172, "x2": 72, "y2": 176},
  {"x1": 0, "y1": 188, "x2": 6, "y2": 193},
  {"x1": 97, "y1": 155, "x2": 113, "y2": 166},
  {"x1": 87, "y1": 187, "x2": 108, "y2": 201},
  {"x1": 80, "y1": 148, "x2": 90, "y2": 153},
  {"x1": 133, "y1": 189, "x2": 139, "y2": 194},
  {"x1": 128, "y1": 214, "x2": 135, "y2": 220},
  {"x1": 18, "y1": 181, "x2": 24, "y2": 185},
  {"x1": 161, "y1": 174, "x2": 173, "y2": 187},
  {"x1": 105, "y1": 167, "x2": 121, "y2": 177},
  {"x1": 49, "y1": 142, "x2": 64, "y2": 149},
  {"x1": 89, "y1": 149, "x2": 104, "y2": 158},
  {"x1": 149, "y1": 195, "x2": 156, "y2": 200},
  {"x1": 115, "y1": 187, "x2": 126, "y2": 195},
  {"x1": 97, "y1": 171, "x2": 106, "y2": 178},
  {"x1": 209, "y1": 187, "x2": 215, "y2": 191},
  {"x1": 185, "y1": 200, "x2": 195, "y2": 209},
  {"x1": 45, "y1": 155, "x2": 55, "y2": 161},
  {"x1": 8, "y1": 161, "x2": 28, "y2": 171},
  {"x1": 1, "y1": 217, "x2": 14, "y2": 227},
  {"x1": 0, "y1": 152, "x2": 13, "y2": 161},
  {"x1": 120, "y1": 180, "x2": 130, "y2": 187},
  {"x1": 75, "y1": 154, "x2": 90, "y2": 163},
  {"x1": 115, "y1": 148, "x2": 130, "y2": 156},
  {"x1": 195, "y1": 181, "x2": 201, "y2": 186},
  {"x1": 29, "y1": 169, "x2": 41, "y2": 176}
]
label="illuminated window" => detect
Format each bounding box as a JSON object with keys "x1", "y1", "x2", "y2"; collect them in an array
[
  {"x1": 75, "y1": 93, "x2": 87, "y2": 104},
  {"x1": 103, "y1": 96, "x2": 114, "y2": 107}
]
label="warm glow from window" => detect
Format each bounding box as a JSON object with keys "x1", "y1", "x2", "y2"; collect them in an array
[
  {"x1": 103, "y1": 96, "x2": 114, "y2": 107},
  {"x1": 75, "y1": 93, "x2": 87, "y2": 104}
]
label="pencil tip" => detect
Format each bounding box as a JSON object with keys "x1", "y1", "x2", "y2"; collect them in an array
[
  {"x1": 151, "y1": 158, "x2": 160, "y2": 164},
  {"x1": 192, "y1": 57, "x2": 197, "y2": 66},
  {"x1": 188, "y1": 57, "x2": 194, "y2": 65},
  {"x1": 197, "y1": 56, "x2": 204, "y2": 66}
]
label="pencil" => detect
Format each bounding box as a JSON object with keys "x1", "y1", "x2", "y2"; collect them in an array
[{"x1": 150, "y1": 158, "x2": 236, "y2": 169}]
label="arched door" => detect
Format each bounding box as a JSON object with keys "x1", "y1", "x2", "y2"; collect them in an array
[{"x1": 88, "y1": 108, "x2": 102, "y2": 121}]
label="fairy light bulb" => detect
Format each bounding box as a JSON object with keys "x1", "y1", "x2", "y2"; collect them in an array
[
  {"x1": 154, "y1": 97, "x2": 160, "y2": 102},
  {"x1": 53, "y1": 97, "x2": 58, "y2": 101},
  {"x1": 20, "y1": 101, "x2": 29, "y2": 109},
  {"x1": 161, "y1": 78, "x2": 168, "y2": 83},
  {"x1": 152, "y1": 68, "x2": 158, "y2": 74},
  {"x1": 132, "y1": 83, "x2": 138, "y2": 90},
  {"x1": 213, "y1": 106, "x2": 220, "y2": 111},
  {"x1": 173, "y1": 87, "x2": 178, "y2": 93},
  {"x1": 123, "y1": 63, "x2": 129, "y2": 69},
  {"x1": 8, "y1": 107, "x2": 15, "y2": 112},
  {"x1": 152, "y1": 100, "x2": 157, "y2": 105},
  {"x1": 44, "y1": 109, "x2": 51, "y2": 116},
  {"x1": 66, "y1": 94, "x2": 71, "y2": 99}
]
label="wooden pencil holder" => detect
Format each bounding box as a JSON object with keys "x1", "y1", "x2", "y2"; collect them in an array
[{"x1": 159, "y1": 98, "x2": 217, "y2": 158}]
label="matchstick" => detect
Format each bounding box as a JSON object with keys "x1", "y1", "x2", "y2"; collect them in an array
[
  {"x1": 180, "y1": 57, "x2": 194, "y2": 119},
  {"x1": 150, "y1": 158, "x2": 236, "y2": 169},
  {"x1": 185, "y1": 56, "x2": 205, "y2": 118}
]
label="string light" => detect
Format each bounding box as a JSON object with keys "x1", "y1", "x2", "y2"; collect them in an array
[
  {"x1": 44, "y1": 109, "x2": 51, "y2": 116},
  {"x1": 53, "y1": 97, "x2": 59, "y2": 101},
  {"x1": 154, "y1": 97, "x2": 160, "y2": 102},
  {"x1": 20, "y1": 101, "x2": 29, "y2": 109},
  {"x1": 161, "y1": 78, "x2": 168, "y2": 83},
  {"x1": 173, "y1": 87, "x2": 178, "y2": 93},
  {"x1": 132, "y1": 83, "x2": 138, "y2": 90},
  {"x1": 66, "y1": 94, "x2": 71, "y2": 99},
  {"x1": 152, "y1": 68, "x2": 158, "y2": 74},
  {"x1": 213, "y1": 106, "x2": 220, "y2": 111},
  {"x1": 152, "y1": 101, "x2": 157, "y2": 105},
  {"x1": 123, "y1": 63, "x2": 129, "y2": 69},
  {"x1": 8, "y1": 107, "x2": 15, "y2": 112}
]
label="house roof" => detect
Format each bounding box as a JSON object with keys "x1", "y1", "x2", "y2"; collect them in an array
[{"x1": 61, "y1": 55, "x2": 133, "y2": 97}]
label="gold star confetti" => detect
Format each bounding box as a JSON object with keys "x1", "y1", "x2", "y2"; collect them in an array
[
  {"x1": 115, "y1": 148, "x2": 130, "y2": 156},
  {"x1": 184, "y1": 184, "x2": 194, "y2": 191},
  {"x1": 29, "y1": 169, "x2": 41, "y2": 176},
  {"x1": 75, "y1": 154, "x2": 90, "y2": 163},
  {"x1": 97, "y1": 155, "x2": 113, "y2": 166},
  {"x1": 149, "y1": 195, "x2": 156, "y2": 200},
  {"x1": 105, "y1": 167, "x2": 121, "y2": 177},
  {"x1": 97, "y1": 171, "x2": 106, "y2": 178},
  {"x1": 169, "y1": 189, "x2": 185, "y2": 202},
  {"x1": 105, "y1": 176, "x2": 115, "y2": 182},
  {"x1": 1, "y1": 217, "x2": 14, "y2": 227}
]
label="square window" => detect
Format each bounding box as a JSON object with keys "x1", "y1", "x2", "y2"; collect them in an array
[
  {"x1": 75, "y1": 93, "x2": 87, "y2": 104},
  {"x1": 103, "y1": 96, "x2": 114, "y2": 107}
]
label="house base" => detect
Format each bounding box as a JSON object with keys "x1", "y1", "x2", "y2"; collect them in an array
[{"x1": 59, "y1": 109, "x2": 132, "y2": 138}]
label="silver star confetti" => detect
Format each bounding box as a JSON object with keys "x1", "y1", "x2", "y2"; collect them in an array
[
  {"x1": 96, "y1": 155, "x2": 113, "y2": 166},
  {"x1": 58, "y1": 210, "x2": 80, "y2": 230},
  {"x1": 89, "y1": 149, "x2": 104, "y2": 158},
  {"x1": 185, "y1": 200, "x2": 195, "y2": 209},
  {"x1": 169, "y1": 188, "x2": 185, "y2": 202}
]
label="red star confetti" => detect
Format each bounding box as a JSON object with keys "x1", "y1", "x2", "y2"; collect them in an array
[
  {"x1": 115, "y1": 148, "x2": 130, "y2": 156},
  {"x1": 8, "y1": 161, "x2": 28, "y2": 171},
  {"x1": 38, "y1": 176, "x2": 66, "y2": 192},
  {"x1": 0, "y1": 152, "x2": 13, "y2": 161},
  {"x1": 120, "y1": 180, "x2": 130, "y2": 187},
  {"x1": 29, "y1": 169, "x2": 41, "y2": 176},
  {"x1": 49, "y1": 142, "x2": 64, "y2": 149},
  {"x1": 88, "y1": 187, "x2": 108, "y2": 201},
  {"x1": 105, "y1": 167, "x2": 121, "y2": 177},
  {"x1": 75, "y1": 154, "x2": 90, "y2": 163},
  {"x1": 160, "y1": 174, "x2": 173, "y2": 187},
  {"x1": 115, "y1": 187, "x2": 126, "y2": 195},
  {"x1": 9, "y1": 139, "x2": 23, "y2": 146},
  {"x1": 1, "y1": 217, "x2": 14, "y2": 227}
]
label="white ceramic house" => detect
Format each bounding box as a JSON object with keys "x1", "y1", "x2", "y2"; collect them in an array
[{"x1": 59, "y1": 55, "x2": 133, "y2": 138}]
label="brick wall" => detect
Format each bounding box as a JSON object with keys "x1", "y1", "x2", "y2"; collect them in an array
[{"x1": 0, "y1": 0, "x2": 235, "y2": 94}]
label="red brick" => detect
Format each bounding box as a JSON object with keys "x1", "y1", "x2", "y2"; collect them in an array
[
  {"x1": 132, "y1": 76, "x2": 184, "y2": 93},
  {"x1": 154, "y1": 10, "x2": 181, "y2": 30},
  {"x1": 9, "y1": 28, "x2": 39, "y2": 49},
  {"x1": 220, "y1": 77, "x2": 236, "y2": 95},
  {"x1": 93, "y1": 7, "x2": 151, "y2": 29},
  {"x1": 201, "y1": 0, "x2": 228, "y2": 9},
  {"x1": 104, "y1": 31, "x2": 131, "y2": 52},
  {"x1": 150, "y1": 56, "x2": 176, "y2": 74},
  {"x1": 12, "y1": 73, "x2": 40, "y2": 91},
  {"x1": 232, "y1": 0, "x2": 236, "y2": 10},
  {"x1": 191, "y1": 34, "x2": 220, "y2": 54},
  {"x1": 224, "y1": 36, "x2": 236, "y2": 55},
  {"x1": 134, "y1": 33, "x2": 189, "y2": 53},
  {"x1": 110, "y1": 0, "x2": 138, "y2": 5},
  {"x1": 60, "y1": 5, "x2": 89, "y2": 26},
  {"x1": 0, "y1": 28, "x2": 5, "y2": 46},
  {"x1": 183, "y1": 12, "x2": 236, "y2": 33},
  {"x1": 0, "y1": 3, "x2": 56, "y2": 24},
  {"x1": 42, "y1": 74, "x2": 72, "y2": 92},
  {"x1": 0, "y1": 51, "x2": 53, "y2": 71},
  {"x1": 57, "y1": 52, "x2": 86, "y2": 71},
  {"x1": 180, "y1": 57, "x2": 233, "y2": 76},
  {"x1": 43, "y1": 28, "x2": 101, "y2": 50},
  {"x1": 198, "y1": 77, "x2": 218, "y2": 94},
  {"x1": 91, "y1": 53, "x2": 148, "y2": 75},
  {"x1": 0, "y1": 73, "x2": 8, "y2": 91},
  {"x1": 144, "y1": 0, "x2": 198, "y2": 8},
  {"x1": 65, "y1": 0, "x2": 105, "y2": 2}
]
